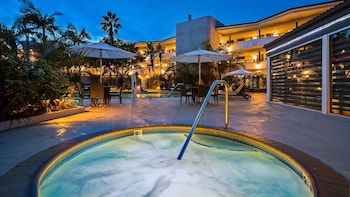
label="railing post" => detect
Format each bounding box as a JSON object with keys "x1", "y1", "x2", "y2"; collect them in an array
[
  {"x1": 225, "y1": 84, "x2": 229, "y2": 128},
  {"x1": 177, "y1": 80, "x2": 229, "y2": 160},
  {"x1": 166, "y1": 83, "x2": 184, "y2": 97}
]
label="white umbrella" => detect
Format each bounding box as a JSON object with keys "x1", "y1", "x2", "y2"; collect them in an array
[
  {"x1": 225, "y1": 69, "x2": 255, "y2": 76},
  {"x1": 69, "y1": 43, "x2": 136, "y2": 59},
  {"x1": 171, "y1": 49, "x2": 229, "y2": 84},
  {"x1": 69, "y1": 43, "x2": 136, "y2": 82}
]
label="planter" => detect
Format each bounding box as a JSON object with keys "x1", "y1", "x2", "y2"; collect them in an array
[{"x1": 0, "y1": 107, "x2": 86, "y2": 132}]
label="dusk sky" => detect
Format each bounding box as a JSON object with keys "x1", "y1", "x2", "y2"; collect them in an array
[{"x1": 1, "y1": 0, "x2": 334, "y2": 42}]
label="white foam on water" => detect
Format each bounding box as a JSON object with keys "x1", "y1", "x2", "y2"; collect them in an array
[{"x1": 39, "y1": 133, "x2": 313, "y2": 197}]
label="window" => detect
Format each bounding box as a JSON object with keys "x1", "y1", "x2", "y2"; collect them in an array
[
  {"x1": 270, "y1": 40, "x2": 322, "y2": 110},
  {"x1": 330, "y1": 28, "x2": 350, "y2": 116}
]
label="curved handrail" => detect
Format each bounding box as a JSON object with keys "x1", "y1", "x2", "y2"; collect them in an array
[
  {"x1": 165, "y1": 83, "x2": 184, "y2": 97},
  {"x1": 177, "y1": 80, "x2": 229, "y2": 160}
]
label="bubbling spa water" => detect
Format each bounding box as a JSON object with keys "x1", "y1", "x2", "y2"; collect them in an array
[{"x1": 37, "y1": 126, "x2": 314, "y2": 197}]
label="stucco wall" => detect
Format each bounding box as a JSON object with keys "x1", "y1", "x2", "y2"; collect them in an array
[{"x1": 175, "y1": 16, "x2": 223, "y2": 55}]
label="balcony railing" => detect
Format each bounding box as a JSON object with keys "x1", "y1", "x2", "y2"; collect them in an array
[{"x1": 228, "y1": 37, "x2": 278, "y2": 51}]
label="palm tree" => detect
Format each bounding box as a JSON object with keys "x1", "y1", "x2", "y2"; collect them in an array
[
  {"x1": 145, "y1": 42, "x2": 156, "y2": 73},
  {"x1": 101, "y1": 11, "x2": 121, "y2": 45},
  {"x1": 156, "y1": 43, "x2": 164, "y2": 65},
  {"x1": 175, "y1": 63, "x2": 197, "y2": 85},
  {"x1": 201, "y1": 40, "x2": 213, "y2": 51},
  {"x1": 12, "y1": 14, "x2": 35, "y2": 61},
  {"x1": 156, "y1": 43, "x2": 164, "y2": 88},
  {"x1": 163, "y1": 63, "x2": 176, "y2": 89},
  {"x1": 20, "y1": 2, "x2": 62, "y2": 54},
  {"x1": 118, "y1": 39, "x2": 143, "y2": 66},
  {"x1": 101, "y1": 39, "x2": 142, "y2": 86},
  {"x1": 62, "y1": 24, "x2": 91, "y2": 46},
  {"x1": 193, "y1": 40, "x2": 218, "y2": 82},
  {"x1": 21, "y1": 2, "x2": 62, "y2": 44}
]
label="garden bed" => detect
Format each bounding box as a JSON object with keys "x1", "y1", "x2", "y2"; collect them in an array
[{"x1": 0, "y1": 107, "x2": 86, "y2": 132}]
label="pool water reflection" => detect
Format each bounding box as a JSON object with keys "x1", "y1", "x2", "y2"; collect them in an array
[
  {"x1": 118, "y1": 92, "x2": 179, "y2": 98},
  {"x1": 37, "y1": 127, "x2": 313, "y2": 197}
]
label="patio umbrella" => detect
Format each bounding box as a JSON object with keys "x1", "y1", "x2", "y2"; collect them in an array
[
  {"x1": 69, "y1": 43, "x2": 136, "y2": 83},
  {"x1": 224, "y1": 69, "x2": 255, "y2": 76},
  {"x1": 171, "y1": 49, "x2": 229, "y2": 84}
]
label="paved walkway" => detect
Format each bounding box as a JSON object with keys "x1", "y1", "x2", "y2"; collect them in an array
[{"x1": 0, "y1": 93, "x2": 349, "y2": 196}]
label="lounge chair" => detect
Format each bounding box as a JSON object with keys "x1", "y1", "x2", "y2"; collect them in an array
[{"x1": 226, "y1": 81, "x2": 251, "y2": 101}]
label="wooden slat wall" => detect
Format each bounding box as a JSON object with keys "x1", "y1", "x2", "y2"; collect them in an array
[
  {"x1": 330, "y1": 28, "x2": 350, "y2": 116},
  {"x1": 271, "y1": 40, "x2": 322, "y2": 110}
]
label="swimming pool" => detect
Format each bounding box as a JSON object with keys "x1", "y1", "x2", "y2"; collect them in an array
[{"x1": 35, "y1": 126, "x2": 315, "y2": 197}]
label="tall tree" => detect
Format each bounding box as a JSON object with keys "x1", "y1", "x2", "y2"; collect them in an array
[
  {"x1": 20, "y1": 2, "x2": 62, "y2": 53},
  {"x1": 101, "y1": 11, "x2": 121, "y2": 45},
  {"x1": 62, "y1": 24, "x2": 91, "y2": 46},
  {"x1": 156, "y1": 43, "x2": 164, "y2": 66},
  {"x1": 98, "y1": 39, "x2": 142, "y2": 85},
  {"x1": 12, "y1": 13, "x2": 36, "y2": 61},
  {"x1": 156, "y1": 43, "x2": 165, "y2": 88},
  {"x1": 145, "y1": 42, "x2": 155, "y2": 73}
]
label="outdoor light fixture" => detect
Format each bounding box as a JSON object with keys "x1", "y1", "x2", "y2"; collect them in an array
[
  {"x1": 285, "y1": 53, "x2": 291, "y2": 60},
  {"x1": 256, "y1": 63, "x2": 262, "y2": 69}
]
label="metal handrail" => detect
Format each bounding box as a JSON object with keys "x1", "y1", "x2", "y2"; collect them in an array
[
  {"x1": 177, "y1": 80, "x2": 229, "y2": 160},
  {"x1": 165, "y1": 83, "x2": 184, "y2": 97}
]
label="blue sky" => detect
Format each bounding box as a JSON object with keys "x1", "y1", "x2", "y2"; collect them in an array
[{"x1": 0, "y1": 0, "x2": 333, "y2": 42}]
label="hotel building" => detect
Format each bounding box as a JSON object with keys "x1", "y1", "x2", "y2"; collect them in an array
[{"x1": 135, "y1": 1, "x2": 342, "y2": 91}]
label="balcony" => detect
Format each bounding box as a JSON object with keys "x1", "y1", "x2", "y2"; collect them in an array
[
  {"x1": 244, "y1": 61, "x2": 266, "y2": 71},
  {"x1": 229, "y1": 37, "x2": 278, "y2": 51}
]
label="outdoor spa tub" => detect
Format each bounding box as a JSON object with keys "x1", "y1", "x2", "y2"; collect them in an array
[{"x1": 33, "y1": 126, "x2": 315, "y2": 197}]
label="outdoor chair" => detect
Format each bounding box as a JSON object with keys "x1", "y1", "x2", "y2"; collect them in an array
[
  {"x1": 103, "y1": 86, "x2": 110, "y2": 105},
  {"x1": 109, "y1": 86, "x2": 123, "y2": 104},
  {"x1": 197, "y1": 85, "x2": 210, "y2": 103},
  {"x1": 226, "y1": 81, "x2": 251, "y2": 101},
  {"x1": 180, "y1": 85, "x2": 193, "y2": 103},
  {"x1": 90, "y1": 83, "x2": 105, "y2": 106},
  {"x1": 75, "y1": 82, "x2": 84, "y2": 105}
]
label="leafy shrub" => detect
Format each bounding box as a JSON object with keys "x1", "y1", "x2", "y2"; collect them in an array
[{"x1": 0, "y1": 56, "x2": 73, "y2": 121}]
